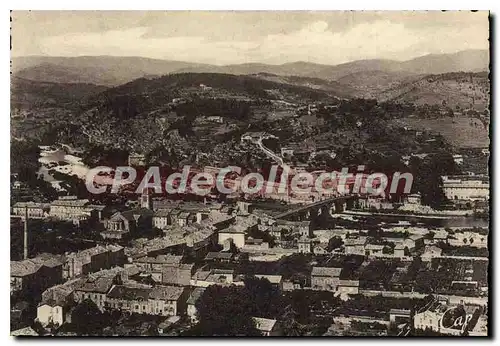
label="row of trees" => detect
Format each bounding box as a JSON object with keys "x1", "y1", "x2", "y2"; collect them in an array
[{"x1": 188, "y1": 276, "x2": 339, "y2": 336}]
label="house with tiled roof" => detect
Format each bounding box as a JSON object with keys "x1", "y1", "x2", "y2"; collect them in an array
[
  {"x1": 104, "y1": 284, "x2": 187, "y2": 317},
  {"x1": 217, "y1": 217, "x2": 257, "y2": 249},
  {"x1": 63, "y1": 245, "x2": 125, "y2": 280},
  {"x1": 11, "y1": 326, "x2": 39, "y2": 336},
  {"x1": 344, "y1": 236, "x2": 368, "y2": 255},
  {"x1": 12, "y1": 201, "x2": 50, "y2": 219},
  {"x1": 11, "y1": 255, "x2": 63, "y2": 297},
  {"x1": 37, "y1": 278, "x2": 80, "y2": 326},
  {"x1": 252, "y1": 317, "x2": 282, "y2": 336},
  {"x1": 74, "y1": 275, "x2": 119, "y2": 310},
  {"x1": 49, "y1": 196, "x2": 93, "y2": 224},
  {"x1": 311, "y1": 267, "x2": 342, "y2": 292}
]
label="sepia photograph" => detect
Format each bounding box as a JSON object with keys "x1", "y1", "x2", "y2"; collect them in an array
[{"x1": 9, "y1": 10, "x2": 490, "y2": 337}]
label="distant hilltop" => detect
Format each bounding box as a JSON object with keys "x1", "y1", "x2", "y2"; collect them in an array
[{"x1": 12, "y1": 49, "x2": 489, "y2": 87}]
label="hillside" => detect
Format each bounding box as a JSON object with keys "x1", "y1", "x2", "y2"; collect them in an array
[
  {"x1": 173, "y1": 59, "x2": 404, "y2": 80},
  {"x1": 10, "y1": 77, "x2": 108, "y2": 110},
  {"x1": 12, "y1": 50, "x2": 489, "y2": 87},
  {"x1": 177, "y1": 50, "x2": 489, "y2": 80},
  {"x1": 248, "y1": 73, "x2": 356, "y2": 98},
  {"x1": 12, "y1": 56, "x2": 211, "y2": 86},
  {"x1": 399, "y1": 49, "x2": 490, "y2": 75},
  {"x1": 335, "y1": 70, "x2": 417, "y2": 99},
  {"x1": 376, "y1": 72, "x2": 490, "y2": 110},
  {"x1": 11, "y1": 72, "x2": 339, "y2": 152},
  {"x1": 91, "y1": 72, "x2": 334, "y2": 106}
]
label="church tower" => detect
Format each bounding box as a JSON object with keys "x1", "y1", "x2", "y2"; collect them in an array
[{"x1": 140, "y1": 188, "x2": 153, "y2": 210}]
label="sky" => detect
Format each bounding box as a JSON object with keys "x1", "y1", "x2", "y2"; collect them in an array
[{"x1": 11, "y1": 11, "x2": 490, "y2": 65}]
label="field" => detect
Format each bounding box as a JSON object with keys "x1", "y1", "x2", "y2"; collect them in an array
[{"x1": 392, "y1": 116, "x2": 490, "y2": 148}]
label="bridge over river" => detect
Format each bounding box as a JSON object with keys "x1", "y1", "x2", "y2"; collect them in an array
[{"x1": 275, "y1": 195, "x2": 358, "y2": 221}]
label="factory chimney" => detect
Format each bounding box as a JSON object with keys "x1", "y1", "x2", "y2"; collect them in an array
[{"x1": 23, "y1": 206, "x2": 28, "y2": 259}]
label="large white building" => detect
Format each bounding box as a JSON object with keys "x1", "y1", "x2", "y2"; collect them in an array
[
  {"x1": 12, "y1": 202, "x2": 50, "y2": 219},
  {"x1": 442, "y1": 175, "x2": 489, "y2": 202},
  {"x1": 413, "y1": 300, "x2": 483, "y2": 336}
]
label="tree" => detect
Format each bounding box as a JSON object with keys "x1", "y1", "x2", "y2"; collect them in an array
[
  {"x1": 382, "y1": 245, "x2": 394, "y2": 255},
  {"x1": 70, "y1": 299, "x2": 107, "y2": 335},
  {"x1": 326, "y1": 236, "x2": 344, "y2": 252},
  {"x1": 409, "y1": 154, "x2": 458, "y2": 209},
  {"x1": 194, "y1": 285, "x2": 261, "y2": 336},
  {"x1": 243, "y1": 276, "x2": 281, "y2": 318}
]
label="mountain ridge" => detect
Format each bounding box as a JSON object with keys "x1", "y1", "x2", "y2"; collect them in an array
[{"x1": 12, "y1": 49, "x2": 489, "y2": 87}]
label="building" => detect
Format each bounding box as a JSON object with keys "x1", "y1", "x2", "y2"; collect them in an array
[
  {"x1": 204, "y1": 252, "x2": 234, "y2": 263},
  {"x1": 269, "y1": 219, "x2": 300, "y2": 241},
  {"x1": 389, "y1": 309, "x2": 412, "y2": 324},
  {"x1": 152, "y1": 205, "x2": 209, "y2": 230},
  {"x1": 101, "y1": 208, "x2": 153, "y2": 240},
  {"x1": 11, "y1": 327, "x2": 39, "y2": 336},
  {"x1": 394, "y1": 244, "x2": 406, "y2": 258},
  {"x1": 74, "y1": 275, "x2": 119, "y2": 310},
  {"x1": 217, "y1": 216, "x2": 259, "y2": 249},
  {"x1": 148, "y1": 286, "x2": 188, "y2": 316},
  {"x1": 447, "y1": 231, "x2": 488, "y2": 248},
  {"x1": 442, "y1": 175, "x2": 489, "y2": 202},
  {"x1": 218, "y1": 228, "x2": 246, "y2": 248},
  {"x1": 244, "y1": 238, "x2": 270, "y2": 250},
  {"x1": 153, "y1": 210, "x2": 171, "y2": 230},
  {"x1": 128, "y1": 153, "x2": 146, "y2": 166},
  {"x1": 297, "y1": 221, "x2": 313, "y2": 238},
  {"x1": 11, "y1": 255, "x2": 63, "y2": 297},
  {"x1": 404, "y1": 193, "x2": 422, "y2": 205},
  {"x1": 421, "y1": 245, "x2": 443, "y2": 261},
  {"x1": 337, "y1": 279, "x2": 360, "y2": 294},
  {"x1": 12, "y1": 202, "x2": 50, "y2": 219},
  {"x1": 133, "y1": 254, "x2": 183, "y2": 271},
  {"x1": 413, "y1": 301, "x2": 481, "y2": 336},
  {"x1": 297, "y1": 237, "x2": 312, "y2": 253},
  {"x1": 157, "y1": 316, "x2": 181, "y2": 335},
  {"x1": 151, "y1": 263, "x2": 193, "y2": 286},
  {"x1": 344, "y1": 237, "x2": 367, "y2": 256},
  {"x1": 452, "y1": 154, "x2": 464, "y2": 165},
  {"x1": 139, "y1": 188, "x2": 153, "y2": 210},
  {"x1": 206, "y1": 115, "x2": 224, "y2": 123},
  {"x1": 63, "y1": 245, "x2": 125, "y2": 280},
  {"x1": 177, "y1": 212, "x2": 194, "y2": 227},
  {"x1": 11, "y1": 301, "x2": 29, "y2": 326},
  {"x1": 313, "y1": 243, "x2": 329, "y2": 255},
  {"x1": 105, "y1": 284, "x2": 187, "y2": 317},
  {"x1": 311, "y1": 267, "x2": 342, "y2": 291},
  {"x1": 37, "y1": 280, "x2": 79, "y2": 326},
  {"x1": 101, "y1": 208, "x2": 153, "y2": 239},
  {"x1": 413, "y1": 309, "x2": 443, "y2": 333},
  {"x1": 365, "y1": 244, "x2": 385, "y2": 257},
  {"x1": 186, "y1": 287, "x2": 206, "y2": 322},
  {"x1": 253, "y1": 274, "x2": 283, "y2": 290},
  {"x1": 252, "y1": 317, "x2": 282, "y2": 336},
  {"x1": 405, "y1": 235, "x2": 425, "y2": 251},
  {"x1": 269, "y1": 226, "x2": 284, "y2": 241},
  {"x1": 190, "y1": 268, "x2": 236, "y2": 287},
  {"x1": 49, "y1": 196, "x2": 92, "y2": 223}
]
